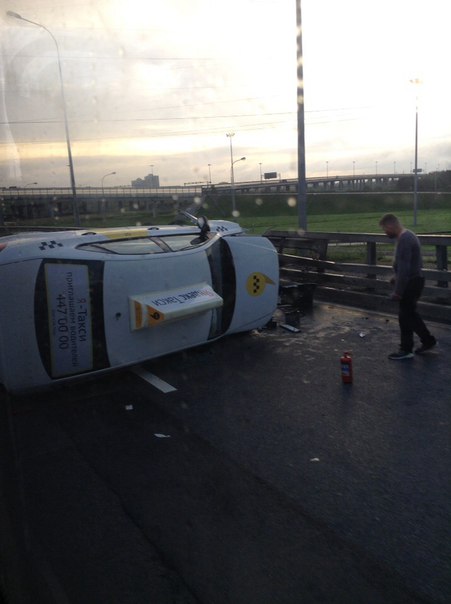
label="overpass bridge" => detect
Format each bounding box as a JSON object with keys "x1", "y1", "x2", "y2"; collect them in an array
[
  {"x1": 0, "y1": 185, "x2": 201, "y2": 223},
  {"x1": 0, "y1": 173, "x2": 411, "y2": 222},
  {"x1": 215, "y1": 173, "x2": 402, "y2": 196}
]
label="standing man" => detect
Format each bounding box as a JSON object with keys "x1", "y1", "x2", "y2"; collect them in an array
[{"x1": 379, "y1": 213, "x2": 436, "y2": 360}]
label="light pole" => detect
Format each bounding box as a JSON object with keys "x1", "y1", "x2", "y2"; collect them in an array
[
  {"x1": 231, "y1": 157, "x2": 246, "y2": 214},
  {"x1": 101, "y1": 171, "x2": 116, "y2": 196},
  {"x1": 296, "y1": 0, "x2": 307, "y2": 230},
  {"x1": 7, "y1": 11, "x2": 80, "y2": 226},
  {"x1": 208, "y1": 164, "x2": 212, "y2": 185},
  {"x1": 259, "y1": 162, "x2": 262, "y2": 183},
  {"x1": 100, "y1": 171, "x2": 116, "y2": 218},
  {"x1": 226, "y1": 132, "x2": 235, "y2": 171},
  {"x1": 226, "y1": 132, "x2": 240, "y2": 214},
  {"x1": 410, "y1": 78, "x2": 422, "y2": 226}
]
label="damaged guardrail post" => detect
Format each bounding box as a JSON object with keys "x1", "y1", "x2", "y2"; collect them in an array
[
  {"x1": 366, "y1": 241, "x2": 377, "y2": 284},
  {"x1": 436, "y1": 244, "x2": 448, "y2": 288}
]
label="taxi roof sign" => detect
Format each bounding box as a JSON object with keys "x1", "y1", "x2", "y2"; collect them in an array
[{"x1": 130, "y1": 283, "x2": 223, "y2": 330}]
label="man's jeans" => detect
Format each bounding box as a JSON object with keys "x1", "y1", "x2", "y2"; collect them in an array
[{"x1": 399, "y1": 276, "x2": 432, "y2": 352}]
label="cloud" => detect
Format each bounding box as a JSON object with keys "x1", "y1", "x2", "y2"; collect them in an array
[{"x1": 2, "y1": 0, "x2": 451, "y2": 188}]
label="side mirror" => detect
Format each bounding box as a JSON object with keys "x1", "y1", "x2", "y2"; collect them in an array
[{"x1": 197, "y1": 216, "x2": 210, "y2": 241}]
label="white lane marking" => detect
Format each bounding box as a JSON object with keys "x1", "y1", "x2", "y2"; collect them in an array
[{"x1": 131, "y1": 366, "x2": 177, "y2": 393}]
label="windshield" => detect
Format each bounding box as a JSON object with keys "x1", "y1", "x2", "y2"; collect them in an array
[{"x1": 78, "y1": 233, "x2": 210, "y2": 254}]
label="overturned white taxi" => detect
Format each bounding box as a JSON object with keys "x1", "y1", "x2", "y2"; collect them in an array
[{"x1": 0, "y1": 218, "x2": 278, "y2": 393}]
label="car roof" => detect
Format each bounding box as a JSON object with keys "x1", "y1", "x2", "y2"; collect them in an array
[
  {"x1": 0, "y1": 220, "x2": 243, "y2": 244},
  {"x1": 0, "y1": 221, "x2": 244, "y2": 258}
]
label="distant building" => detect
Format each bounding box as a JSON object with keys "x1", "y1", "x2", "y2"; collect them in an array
[{"x1": 131, "y1": 174, "x2": 160, "y2": 188}]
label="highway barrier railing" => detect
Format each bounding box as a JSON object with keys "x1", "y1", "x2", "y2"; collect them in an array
[{"x1": 264, "y1": 230, "x2": 451, "y2": 324}]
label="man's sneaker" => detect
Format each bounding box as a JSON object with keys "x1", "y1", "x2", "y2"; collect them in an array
[
  {"x1": 415, "y1": 338, "x2": 437, "y2": 355},
  {"x1": 388, "y1": 350, "x2": 414, "y2": 360}
]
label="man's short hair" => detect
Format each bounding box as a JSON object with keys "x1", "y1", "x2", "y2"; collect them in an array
[{"x1": 379, "y1": 213, "x2": 401, "y2": 227}]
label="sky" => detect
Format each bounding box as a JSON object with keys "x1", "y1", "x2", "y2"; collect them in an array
[{"x1": 1, "y1": 0, "x2": 451, "y2": 188}]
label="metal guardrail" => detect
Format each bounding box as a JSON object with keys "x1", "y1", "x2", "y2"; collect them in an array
[
  {"x1": 264, "y1": 230, "x2": 451, "y2": 324},
  {"x1": 0, "y1": 189, "x2": 197, "y2": 224},
  {"x1": 0, "y1": 186, "x2": 203, "y2": 197},
  {"x1": 265, "y1": 229, "x2": 450, "y2": 269}
]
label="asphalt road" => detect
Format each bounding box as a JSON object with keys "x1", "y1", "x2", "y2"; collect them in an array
[{"x1": 1, "y1": 303, "x2": 450, "y2": 603}]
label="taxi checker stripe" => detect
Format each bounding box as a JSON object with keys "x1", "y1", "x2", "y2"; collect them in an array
[
  {"x1": 253, "y1": 275, "x2": 261, "y2": 293},
  {"x1": 39, "y1": 241, "x2": 64, "y2": 250},
  {"x1": 246, "y1": 272, "x2": 275, "y2": 296}
]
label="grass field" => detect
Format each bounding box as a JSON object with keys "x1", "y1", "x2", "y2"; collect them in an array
[
  {"x1": 236, "y1": 210, "x2": 451, "y2": 235},
  {"x1": 5, "y1": 192, "x2": 451, "y2": 236},
  {"x1": 211, "y1": 192, "x2": 451, "y2": 235}
]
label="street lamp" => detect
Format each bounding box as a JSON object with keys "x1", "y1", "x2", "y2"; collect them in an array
[
  {"x1": 101, "y1": 171, "x2": 116, "y2": 196},
  {"x1": 233, "y1": 157, "x2": 246, "y2": 169},
  {"x1": 7, "y1": 10, "x2": 79, "y2": 226},
  {"x1": 226, "y1": 133, "x2": 239, "y2": 213},
  {"x1": 410, "y1": 78, "x2": 422, "y2": 226},
  {"x1": 296, "y1": 0, "x2": 307, "y2": 230},
  {"x1": 226, "y1": 132, "x2": 235, "y2": 172},
  {"x1": 259, "y1": 163, "x2": 262, "y2": 183},
  {"x1": 208, "y1": 164, "x2": 212, "y2": 185},
  {"x1": 231, "y1": 156, "x2": 246, "y2": 215}
]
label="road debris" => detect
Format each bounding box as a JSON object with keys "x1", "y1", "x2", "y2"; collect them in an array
[{"x1": 280, "y1": 323, "x2": 300, "y2": 333}]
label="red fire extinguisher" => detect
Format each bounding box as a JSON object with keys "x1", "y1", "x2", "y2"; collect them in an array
[{"x1": 340, "y1": 351, "x2": 353, "y2": 384}]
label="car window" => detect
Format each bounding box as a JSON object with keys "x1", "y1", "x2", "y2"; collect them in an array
[
  {"x1": 77, "y1": 234, "x2": 209, "y2": 255},
  {"x1": 159, "y1": 234, "x2": 209, "y2": 251},
  {"x1": 78, "y1": 238, "x2": 164, "y2": 255}
]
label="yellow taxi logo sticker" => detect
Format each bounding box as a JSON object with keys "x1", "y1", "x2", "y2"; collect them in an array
[
  {"x1": 246, "y1": 272, "x2": 275, "y2": 296},
  {"x1": 146, "y1": 305, "x2": 164, "y2": 326},
  {"x1": 94, "y1": 228, "x2": 149, "y2": 240},
  {"x1": 133, "y1": 301, "x2": 165, "y2": 329}
]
